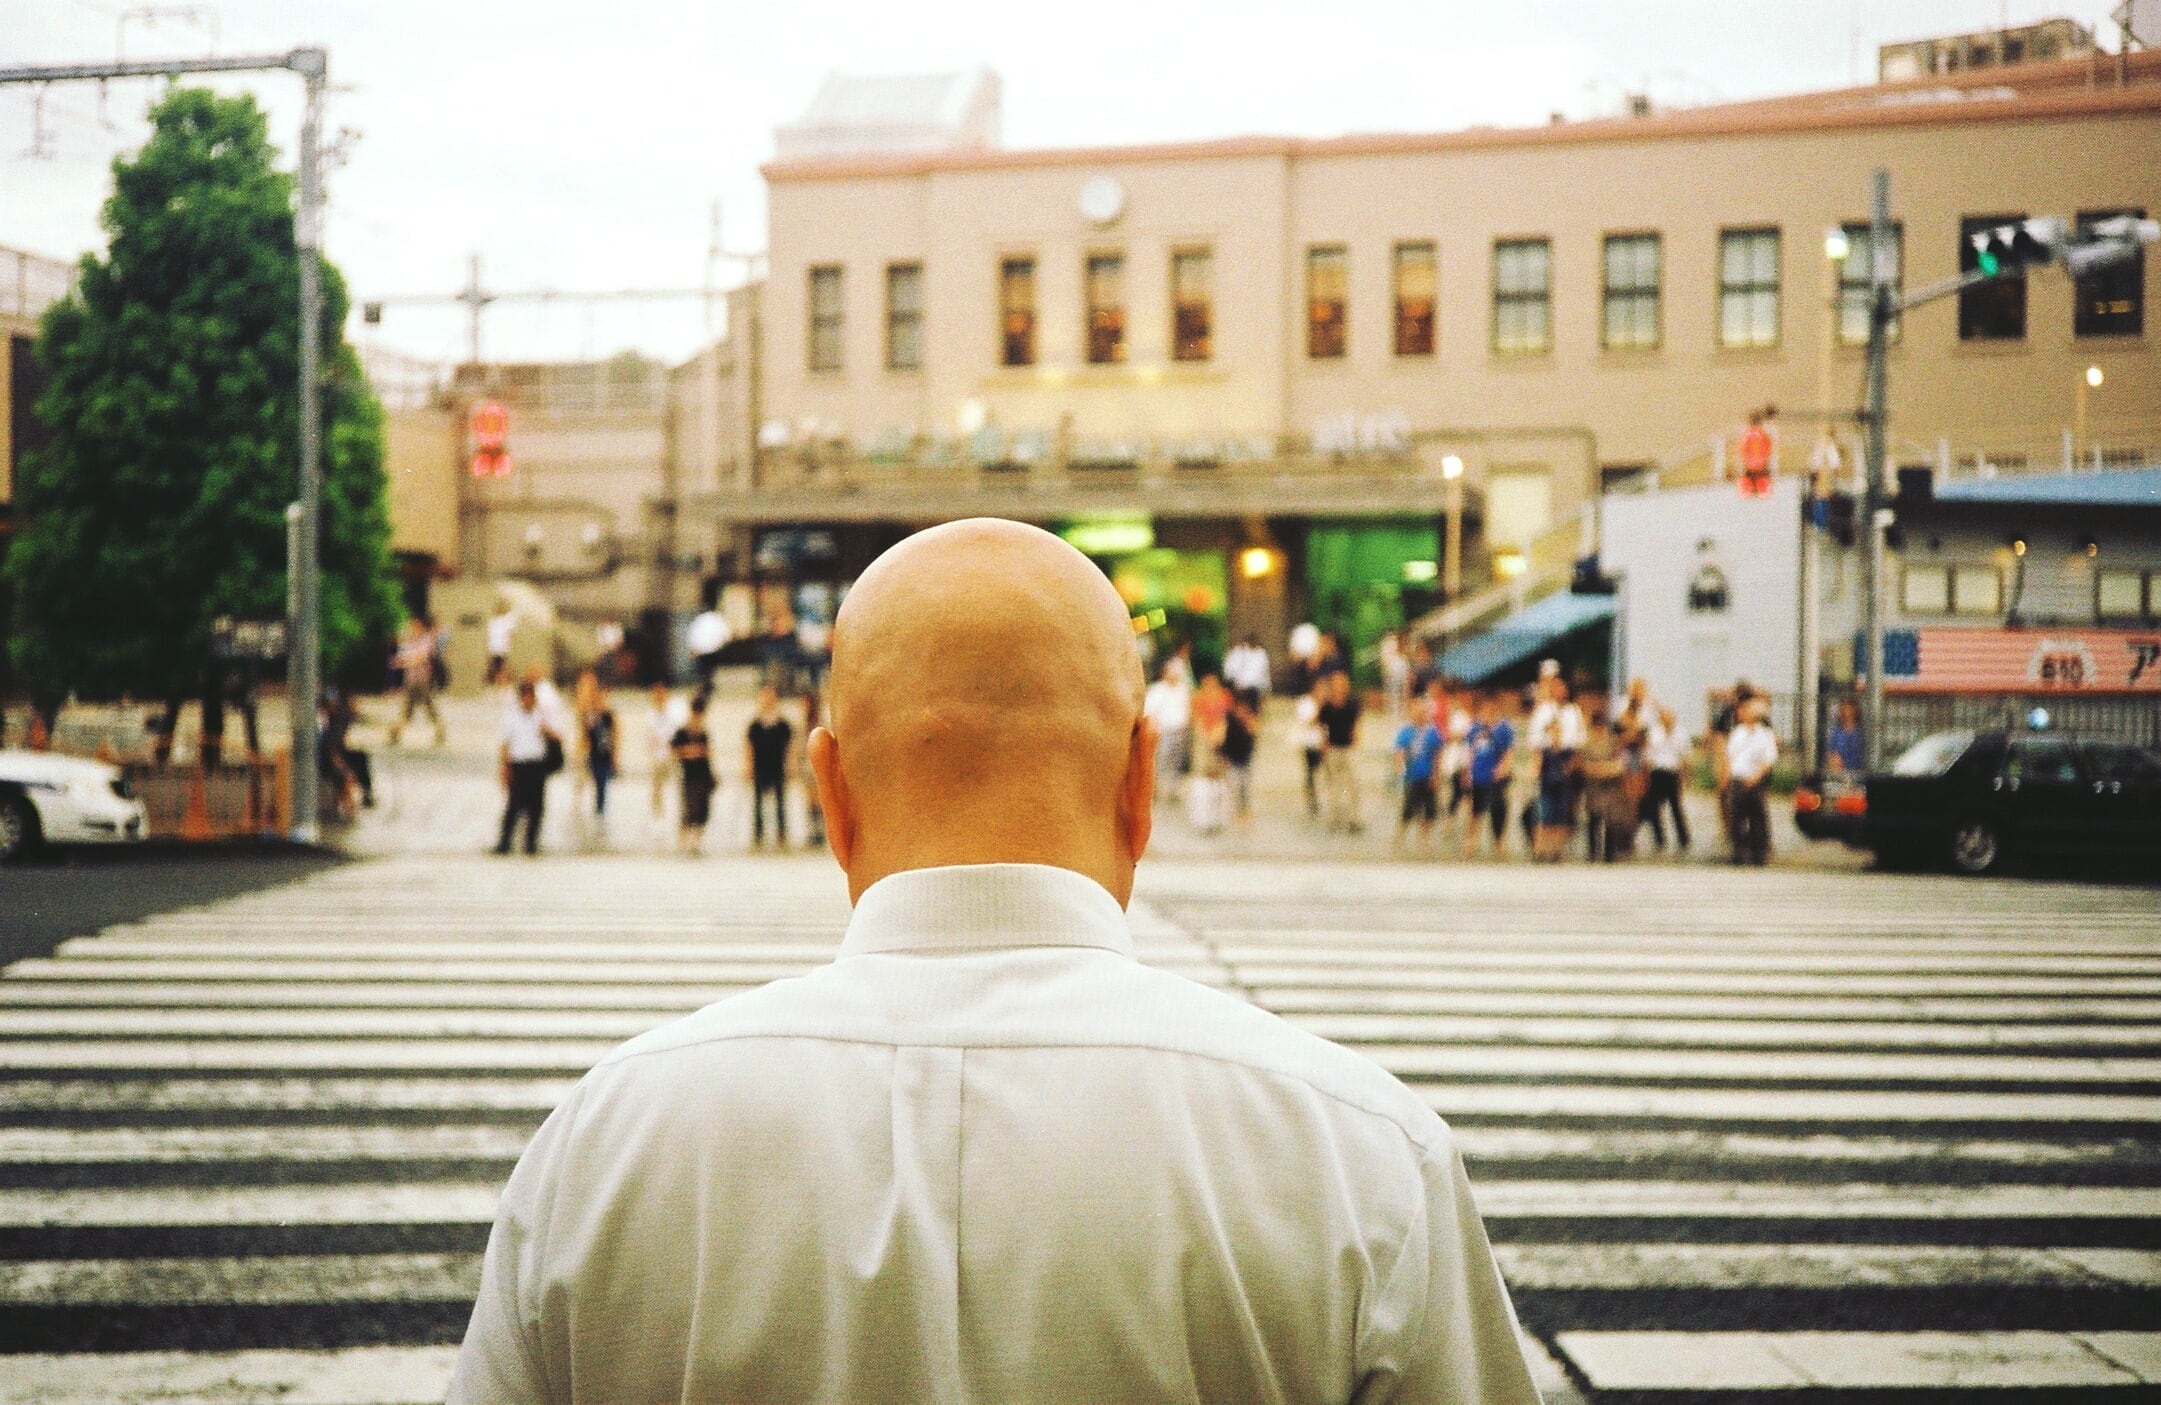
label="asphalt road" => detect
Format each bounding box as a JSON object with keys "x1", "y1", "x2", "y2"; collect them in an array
[{"x1": 0, "y1": 842, "x2": 345, "y2": 970}]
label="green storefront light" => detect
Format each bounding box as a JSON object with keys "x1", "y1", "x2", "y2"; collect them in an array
[{"x1": 1061, "y1": 516, "x2": 1155, "y2": 556}]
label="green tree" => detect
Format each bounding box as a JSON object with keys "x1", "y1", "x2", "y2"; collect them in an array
[{"x1": 4, "y1": 86, "x2": 400, "y2": 744}]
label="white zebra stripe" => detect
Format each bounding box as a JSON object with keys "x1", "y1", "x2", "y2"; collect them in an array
[
  {"x1": 1494, "y1": 1243, "x2": 2161, "y2": 1289},
  {"x1": 0, "y1": 1346, "x2": 460, "y2": 1405},
  {"x1": 3, "y1": 1180, "x2": 2152, "y2": 1231},
  {"x1": 1552, "y1": 1331, "x2": 2161, "y2": 1389}
]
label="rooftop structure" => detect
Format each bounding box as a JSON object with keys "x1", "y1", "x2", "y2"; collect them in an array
[
  {"x1": 773, "y1": 68, "x2": 1001, "y2": 161},
  {"x1": 1878, "y1": 17, "x2": 2096, "y2": 83}
]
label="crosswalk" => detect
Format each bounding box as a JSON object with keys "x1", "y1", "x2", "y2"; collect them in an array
[{"x1": 1, "y1": 856, "x2": 2157, "y2": 1401}]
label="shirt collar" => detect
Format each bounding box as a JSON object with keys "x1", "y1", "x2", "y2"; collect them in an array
[{"x1": 840, "y1": 863, "x2": 1136, "y2": 959}]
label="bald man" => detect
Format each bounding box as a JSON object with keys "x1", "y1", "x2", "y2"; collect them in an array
[{"x1": 449, "y1": 520, "x2": 1540, "y2": 1405}]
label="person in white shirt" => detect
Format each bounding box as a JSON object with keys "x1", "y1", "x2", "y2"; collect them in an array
[
  {"x1": 450, "y1": 518, "x2": 1539, "y2": 1405},
  {"x1": 1524, "y1": 673, "x2": 1587, "y2": 753},
  {"x1": 645, "y1": 681, "x2": 689, "y2": 822},
  {"x1": 1725, "y1": 695, "x2": 1779, "y2": 866},
  {"x1": 494, "y1": 679, "x2": 559, "y2": 856},
  {"x1": 686, "y1": 606, "x2": 731, "y2": 686},
  {"x1": 1223, "y1": 634, "x2": 1271, "y2": 700},
  {"x1": 1642, "y1": 704, "x2": 1692, "y2": 852},
  {"x1": 485, "y1": 602, "x2": 517, "y2": 686},
  {"x1": 1142, "y1": 659, "x2": 1192, "y2": 800}
]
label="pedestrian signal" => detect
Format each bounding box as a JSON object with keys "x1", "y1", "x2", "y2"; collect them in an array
[{"x1": 469, "y1": 399, "x2": 512, "y2": 478}]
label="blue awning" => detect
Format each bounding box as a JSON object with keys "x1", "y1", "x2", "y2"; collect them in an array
[
  {"x1": 1933, "y1": 465, "x2": 2161, "y2": 508},
  {"x1": 1435, "y1": 590, "x2": 1615, "y2": 684}
]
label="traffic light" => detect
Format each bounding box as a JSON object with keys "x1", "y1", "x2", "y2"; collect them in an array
[
  {"x1": 2063, "y1": 214, "x2": 2161, "y2": 279},
  {"x1": 469, "y1": 399, "x2": 512, "y2": 478},
  {"x1": 1969, "y1": 218, "x2": 2065, "y2": 278},
  {"x1": 1967, "y1": 215, "x2": 2161, "y2": 282}
]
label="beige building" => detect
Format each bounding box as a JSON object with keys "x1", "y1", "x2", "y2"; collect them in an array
[
  {"x1": 716, "y1": 48, "x2": 2161, "y2": 673},
  {"x1": 374, "y1": 329, "x2": 757, "y2": 684}
]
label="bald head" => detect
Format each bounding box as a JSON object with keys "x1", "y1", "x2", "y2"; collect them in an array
[{"x1": 808, "y1": 519, "x2": 1155, "y2": 904}]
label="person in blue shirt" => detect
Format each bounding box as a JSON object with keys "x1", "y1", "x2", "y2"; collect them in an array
[
  {"x1": 1463, "y1": 693, "x2": 1517, "y2": 858},
  {"x1": 1825, "y1": 698, "x2": 1865, "y2": 776},
  {"x1": 1393, "y1": 699, "x2": 1444, "y2": 849}
]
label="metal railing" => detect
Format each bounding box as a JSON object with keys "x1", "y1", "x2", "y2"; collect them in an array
[
  {"x1": 0, "y1": 245, "x2": 73, "y2": 321},
  {"x1": 1408, "y1": 503, "x2": 1595, "y2": 642},
  {"x1": 1877, "y1": 693, "x2": 2161, "y2": 756}
]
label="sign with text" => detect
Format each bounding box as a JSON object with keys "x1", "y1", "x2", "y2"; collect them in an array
[{"x1": 1882, "y1": 627, "x2": 2161, "y2": 694}]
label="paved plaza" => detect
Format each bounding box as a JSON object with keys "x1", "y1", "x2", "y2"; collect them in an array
[{"x1": 1, "y1": 846, "x2": 2157, "y2": 1402}]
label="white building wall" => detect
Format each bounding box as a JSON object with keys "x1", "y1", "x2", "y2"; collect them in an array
[{"x1": 1604, "y1": 476, "x2": 1807, "y2": 734}]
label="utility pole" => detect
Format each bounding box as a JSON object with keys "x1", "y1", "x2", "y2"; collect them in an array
[
  {"x1": 457, "y1": 253, "x2": 492, "y2": 366},
  {"x1": 0, "y1": 47, "x2": 331, "y2": 844},
  {"x1": 1861, "y1": 170, "x2": 1892, "y2": 772},
  {"x1": 291, "y1": 49, "x2": 327, "y2": 842},
  {"x1": 1850, "y1": 185, "x2": 2153, "y2": 771}
]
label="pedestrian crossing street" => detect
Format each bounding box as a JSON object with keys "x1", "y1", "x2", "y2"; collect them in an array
[{"x1": 2, "y1": 856, "x2": 2158, "y2": 1402}]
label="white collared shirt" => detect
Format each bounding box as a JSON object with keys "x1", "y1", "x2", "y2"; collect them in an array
[
  {"x1": 450, "y1": 864, "x2": 1538, "y2": 1405},
  {"x1": 1224, "y1": 642, "x2": 1271, "y2": 694},
  {"x1": 1526, "y1": 698, "x2": 1585, "y2": 750},
  {"x1": 499, "y1": 701, "x2": 549, "y2": 762},
  {"x1": 1646, "y1": 719, "x2": 1690, "y2": 772},
  {"x1": 1727, "y1": 720, "x2": 1779, "y2": 785}
]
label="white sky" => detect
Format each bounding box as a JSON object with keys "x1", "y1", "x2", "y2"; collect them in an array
[{"x1": 0, "y1": 0, "x2": 2129, "y2": 365}]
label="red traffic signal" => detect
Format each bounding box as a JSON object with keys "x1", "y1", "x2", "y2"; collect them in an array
[
  {"x1": 469, "y1": 399, "x2": 511, "y2": 478},
  {"x1": 470, "y1": 399, "x2": 509, "y2": 450}
]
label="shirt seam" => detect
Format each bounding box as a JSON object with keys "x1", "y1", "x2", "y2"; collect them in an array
[{"x1": 599, "y1": 1029, "x2": 1451, "y2": 1158}]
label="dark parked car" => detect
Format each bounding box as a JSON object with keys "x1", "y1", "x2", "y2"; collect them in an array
[{"x1": 1797, "y1": 728, "x2": 2161, "y2": 874}]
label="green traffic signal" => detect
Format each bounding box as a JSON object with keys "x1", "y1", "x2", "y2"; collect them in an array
[{"x1": 1976, "y1": 246, "x2": 2000, "y2": 277}]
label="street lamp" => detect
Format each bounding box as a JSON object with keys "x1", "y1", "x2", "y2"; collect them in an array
[
  {"x1": 1440, "y1": 453, "x2": 1466, "y2": 601},
  {"x1": 2076, "y1": 365, "x2": 2104, "y2": 468}
]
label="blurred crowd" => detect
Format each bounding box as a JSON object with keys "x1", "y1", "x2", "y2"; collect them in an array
[{"x1": 1145, "y1": 627, "x2": 1789, "y2": 867}]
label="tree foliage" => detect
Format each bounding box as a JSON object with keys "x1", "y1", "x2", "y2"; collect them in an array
[{"x1": 4, "y1": 87, "x2": 400, "y2": 703}]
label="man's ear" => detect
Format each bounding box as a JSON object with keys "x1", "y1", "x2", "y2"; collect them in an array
[
  {"x1": 807, "y1": 726, "x2": 853, "y2": 871},
  {"x1": 1121, "y1": 714, "x2": 1157, "y2": 866}
]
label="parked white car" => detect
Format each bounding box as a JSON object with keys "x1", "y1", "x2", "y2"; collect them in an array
[{"x1": 0, "y1": 750, "x2": 148, "y2": 860}]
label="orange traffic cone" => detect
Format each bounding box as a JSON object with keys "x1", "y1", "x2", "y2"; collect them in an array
[{"x1": 180, "y1": 768, "x2": 213, "y2": 841}]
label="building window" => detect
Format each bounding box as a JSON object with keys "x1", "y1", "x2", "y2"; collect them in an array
[
  {"x1": 1171, "y1": 248, "x2": 1212, "y2": 361},
  {"x1": 807, "y1": 265, "x2": 844, "y2": 373},
  {"x1": 1393, "y1": 242, "x2": 1436, "y2": 356},
  {"x1": 1718, "y1": 227, "x2": 1781, "y2": 348},
  {"x1": 2097, "y1": 569, "x2": 2153, "y2": 621},
  {"x1": 1306, "y1": 246, "x2": 1347, "y2": 359},
  {"x1": 999, "y1": 257, "x2": 1036, "y2": 368},
  {"x1": 1085, "y1": 253, "x2": 1126, "y2": 365},
  {"x1": 1601, "y1": 233, "x2": 1660, "y2": 350},
  {"x1": 1493, "y1": 238, "x2": 1551, "y2": 354},
  {"x1": 1959, "y1": 214, "x2": 2027, "y2": 341},
  {"x1": 1837, "y1": 222, "x2": 1903, "y2": 345},
  {"x1": 1954, "y1": 565, "x2": 2003, "y2": 615},
  {"x1": 1904, "y1": 562, "x2": 2003, "y2": 616},
  {"x1": 2076, "y1": 208, "x2": 2146, "y2": 337},
  {"x1": 885, "y1": 263, "x2": 922, "y2": 372}
]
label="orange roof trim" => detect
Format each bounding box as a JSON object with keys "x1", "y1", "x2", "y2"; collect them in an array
[{"x1": 765, "y1": 50, "x2": 2161, "y2": 183}]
